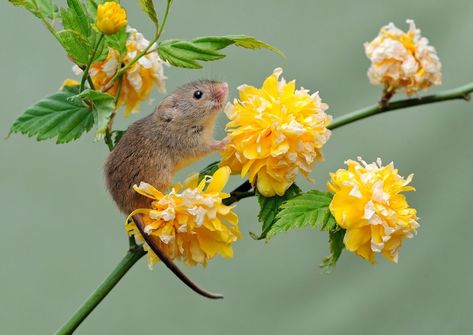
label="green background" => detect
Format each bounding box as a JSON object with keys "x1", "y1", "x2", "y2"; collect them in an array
[{"x1": 1, "y1": 1, "x2": 473, "y2": 334}]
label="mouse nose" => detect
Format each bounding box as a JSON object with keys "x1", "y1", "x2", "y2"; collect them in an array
[{"x1": 213, "y1": 82, "x2": 228, "y2": 101}]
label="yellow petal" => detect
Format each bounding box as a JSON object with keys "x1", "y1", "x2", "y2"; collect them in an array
[{"x1": 206, "y1": 166, "x2": 231, "y2": 193}]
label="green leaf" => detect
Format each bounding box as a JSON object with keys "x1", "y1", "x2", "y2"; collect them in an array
[
  {"x1": 63, "y1": 0, "x2": 91, "y2": 37},
  {"x1": 267, "y1": 190, "x2": 336, "y2": 238},
  {"x1": 194, "y1": 35, "x2": 285, "y2": 57},
  {"x1": 57, "y1": 30, "x2": 91, "y2": 65},
  {"x1": 83, "y1": 0, "x2": 97, "y2": 18},
  {"x1": 10, "y1": 88, "x2": 94, "y2": 144},
  {"x1": 254, "y1": 184, "x2": 302, "y2": 240},
  {"x1": 138, "y1": 0, "x2": 159, "y2": 27},
  {"x1": 158, "y1": 39, "x2": 225, "y2": 69},
  {"x1": 78, "y1": 89, "x2": 115, "y2": 141},
  {"x1": 37, "y1": 0, "x2": 58, "y2": 19},
  {"x1": 320, "y1": 228, "x2": 346, "y2": 271},
  {"x1": 158, "y1": 35, "x2": 283, "y2": 69},
  {"x1": 198, "y1": 161, "x2": 221, "y2": 182},
  {"x1": 103, "y1": 26, "x2": 128, "y2": 56},
  {"x1": 111, "y1": 130, "x2": 126, "y2": 147},
  {"x1": 9, "y1": 0, "x2": 58, "y2": 19}
]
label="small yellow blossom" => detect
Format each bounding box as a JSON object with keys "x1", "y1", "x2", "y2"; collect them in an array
[
  {"x1": 96, "y1": 1, "x2": 127, "y2": 35},
  {"x1": 126, "y1": 166, "x2": 240, "y2": 268},
  {"x1": 74, "y1": 27, "x2": 167, "y2": 116},
  {"x1": 221, "y1": 68, "x2": 331, "y2": 197},
  {"x1": 327, "y1": 158, "x2": 419, "y2": 263},
  {"x1": 364, "y1": 19, "x2": 441, "y2": 95},
  {"x1": 61, "y1": 79, "x2": 79, "y2": 89}
]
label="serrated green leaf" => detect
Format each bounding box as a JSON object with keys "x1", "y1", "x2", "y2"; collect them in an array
[
  {"x1": 198, "y1": 161, "x2": 221, "y2": 182},
  {"x1": 320, "y1": 228, "x2": 345, "y2": 271},
  {"x1": 78, "y1": 89, "x2": 115, "y2": 141},
  {"x1": 103, "y1": 26, "x2": 128, "y2": 56},
  {"x1": 254, "y1": 184, "x2": 302, "y2": 240},
  {"x1": 158, "y1": 39, "x2": 225, "y2": 69},
  {"x1": 9, "y1": 0, "x2": 58, "y2": 19},
  {"x1": 10, "y1": 89, "x2": 94, "y2": 144},
  {"x1": 57, "y1": 29, "x2": 91, "y2": 65},
  {"x1": 111, "y1": 130, "x2": 126, "y2": 147},
  {"x1": 138, "y1": 0, "x2": 158, "y2": 27},
  {"x1": 158, "y1": 35, "x2": 283, "y2": 69},
  {"x1": 64, "y1": 0, "x2": 91, "y2": 36},
  {"x1": 37, "y1": 0, "x2": 58, "y2": 19},
  {"x1": 267, "y1": 190, "x2": 336, "y2": 238},
  {"x1": 83, "y1": 0, "x2": 97, "y2": 17}
]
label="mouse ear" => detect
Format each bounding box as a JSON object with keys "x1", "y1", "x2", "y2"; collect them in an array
[
  {"x1": 156, "y1": 96, "x2": 179, "y2": 122},
  {"x1": 157, "y1": 107, "x2": 178, "y2": 122}
]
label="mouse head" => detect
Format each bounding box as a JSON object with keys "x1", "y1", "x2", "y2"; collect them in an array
[{"x1": 156, "y1": 80, "x2": 228, "y2": 127}]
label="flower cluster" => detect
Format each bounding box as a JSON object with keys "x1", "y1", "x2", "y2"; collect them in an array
[
  {"x1": 327, "y1": 158, "x2": 419, "y2": 263},
  {"x1": 221, "y1": 68, "x2": 331, "y2": 197},
  {"x1": 74, "y1": 27, "x2": 167, "y2": 116},
  {"x1": 96, "y1": 2, "x2": 127, "y2": 35},
  {"x1": 126, "y1": 167, "x2": 240, "y2": 268},
  {"x1": 364, "y1": 19, "x2": 441, "y2": 95}
]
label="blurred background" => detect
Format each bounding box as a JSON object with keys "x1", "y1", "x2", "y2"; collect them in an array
[{"x1": 1, "y1": 0, "x2": 473, "y2": 334}]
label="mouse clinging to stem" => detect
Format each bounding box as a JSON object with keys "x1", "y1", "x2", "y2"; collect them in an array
[{"x1": 105, "y1": 80, "x2": 229, "y2": 215}]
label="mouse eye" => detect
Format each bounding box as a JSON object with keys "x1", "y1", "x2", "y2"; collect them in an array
[{"x1": 193, "y1": 90, "x2": 203, "y2": 100}]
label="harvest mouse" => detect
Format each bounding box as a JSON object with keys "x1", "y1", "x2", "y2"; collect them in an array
[{"x1": 105, "y1": 80, "x2": 229, "y2": 215}]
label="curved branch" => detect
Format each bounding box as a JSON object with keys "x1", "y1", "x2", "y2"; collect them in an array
[
  {"x1": 132, "y1": 214, "x2": 224, "y2": 300},
  {"x1": 328, "y1": 82, "x2": 473, "y2": 130}
]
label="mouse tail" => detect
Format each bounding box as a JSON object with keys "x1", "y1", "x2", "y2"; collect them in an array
[{"x1": 131, "y1": 214, "x2": 224, "y2": 300}]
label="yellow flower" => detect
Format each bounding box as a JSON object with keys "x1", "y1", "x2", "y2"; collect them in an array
[
  {"x1": 327, "y1": 158, "x2": 419, "y2": 263},
  {"x1": 221, "y1": 68, "x2": 331, "y2": 197},
  {"x1": 126, "y1": 166, "x2": 240, "y2": 268},
  {"x1": 96, "y1": 1, "x2": 127, "y2": 35},
  {"x1": 74, "y1": 27, "x2": 167, "y2": 116},
  {"x1": 364, "y1": 19, "x2": 441, "y2": 95},
  {"x1": 61, "y1": 79, "x2": 79, "y2": 89}
]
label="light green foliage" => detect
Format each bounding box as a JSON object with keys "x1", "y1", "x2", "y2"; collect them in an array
[
  {"x1": 9, "y1": 87, "x2": 94, "y2": 144},
  {"x1": 103, "y1": 27, "x2": 128, "y2": 56},
  {"x1": 59, "y1": 0, "x2": 94, "y2": 65},
  {"x1": 268, "y1": 190, "x2": 337, "y2": 238},
  {"x1": 198, "y1": 161, "x2": 221, "y2": 183},
  {"x1": 158, "y1": 35, "x2": 283, "y2": 69},
  {"x1": 253, "y1": 184, "x2": 302, "y2": 240},
  {"x1": 9, "y1": 0, "x2": 59, "y2": 19},
  {"x1": 321, "y1": 228, "x2": 345, "y2": 271},
  {"x1": 77, "y1": 89, "x2": 115, "y2": 141},
  {"x1": 57, "y1": 30, "x2": 91, "y2": 64},
  {"x1": 138, "y1": 0, "x2": 159, "y2": 27},
  {"x1": 267, "y1": 189, "x2": 345, "y2": 268}
]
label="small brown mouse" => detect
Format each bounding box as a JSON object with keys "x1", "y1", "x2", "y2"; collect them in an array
[{"x1": 105, "y1": 80, "x2": 229, "y2": 214}]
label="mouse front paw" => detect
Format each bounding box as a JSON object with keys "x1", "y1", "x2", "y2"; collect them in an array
[{"x1": 210, "y1": 137, "x2": 230, "y2": 151}]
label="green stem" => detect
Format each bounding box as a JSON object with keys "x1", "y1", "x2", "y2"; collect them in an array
[
  {"x1": 103, "y1": 76, "x2": 124, "y2": 151},
  {"x1": 328, "y1": 82, "x2": 473, "y2": 130},
  {"x1": 55, "y1": 247, "x2": 146, "y2": 335},
  {"x1": 80, "y1": 34, "x2": 105, "y2": 92},
  {"x1": 31, "y1": 0, "x2": 62, "y2": 45}
]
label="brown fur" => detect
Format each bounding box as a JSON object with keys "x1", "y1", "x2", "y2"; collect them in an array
[{"x1": 105, "y1": 80, "x2": 228, "y2": 214}]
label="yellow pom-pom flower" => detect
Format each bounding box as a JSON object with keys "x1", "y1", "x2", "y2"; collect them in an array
[
  {"x1": 74, "y1": 27, "x2": 167, "y2": 116},
  {"x1": 221, "y1": 68, "x2": 332, "y2": 197},
  {"x1": 96, "y1": 1, "x2": 127, "y2": 35},
  {"x1": 327, "y1": 158, "x2": 419, "y2": 263},
  {"x1": 364, "y1": 19, "x2": 441, "y2": 96},
  {"x1": 125, "y1": 166, "x2": 240, "y2": 268}
]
